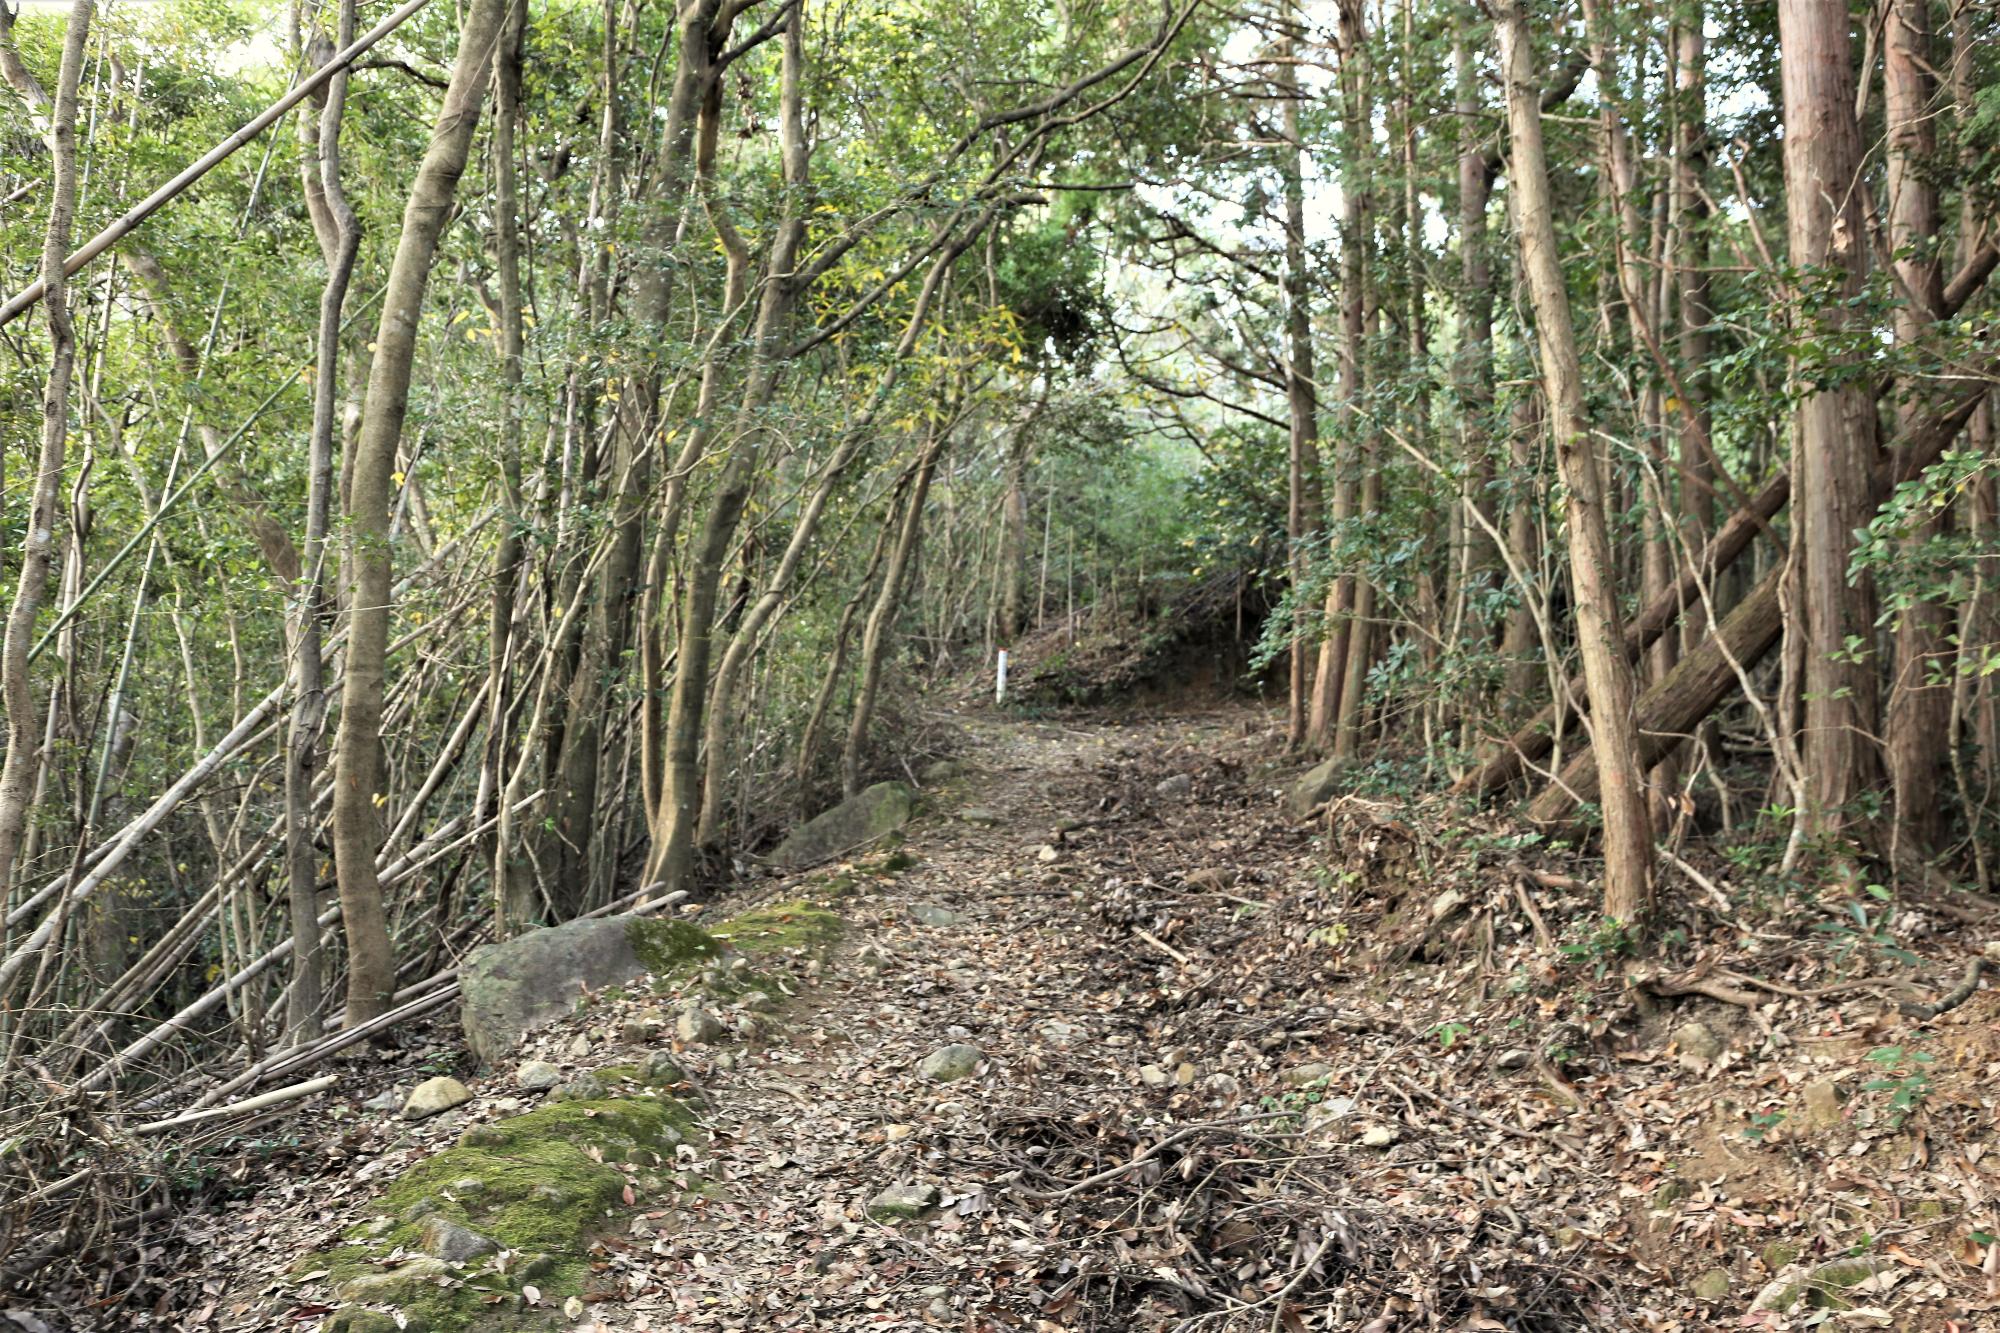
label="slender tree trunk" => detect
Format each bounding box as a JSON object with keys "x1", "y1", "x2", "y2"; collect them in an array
[
  {"x1": 1453, "y1": 20, "x2": 1499, "y2": 632},
  {"x1": 487, "y1": 0, "x2": 533, "y2": 931},
  {"x1": 283, "y1": 0, "x2": 360, "y2": 1043},
  {"x1": 1307, "y1": 0, "x2": 1368, "y2": 753},
  {"x1": 1498, "y1": 0, "x2": 1653, "y2": 922},
  {"x1": 539, "y1": 0, "x2": 643, "y2": 913},
  {"x1": 1673, "y1": 11, "x2": 1714, "y2": 582},
  {"x1": 648, "y1": 5, "x2": 809, "y2": 896},
  {"x1": 1334, "y1": 300, "x2": 1379, "y2": 763},
  {"x1": 1278, "y1": 14, "x2": 1323, "y2": 748},
  {"x1": 843, "y1": 425, "x2": 949, "y2": 797},
  {"x1": 1777, "y1": 0, "x2": 1884, "y2": 834},
  {"x1": 0, "y1": 0, "x2": 91, "y2": 897},
  {"x1": 1583, "y1": 0, "x2": 1677, "y2": 823},
  {"x1": 1883, "y1": 0, "x2": 1950, "y2": 852},
  {"x1": 796, "y1": 503, "x2": 898, "y2": 804},
  {"x1": 696, "y1": 218, "x2": 993, "y2": 846},
  {"x1": 1492, "y1": 395, "x2": 1543, "y2": 714},
  {"x1": 329, "y1": 0, "x2": 506, "y2": 1025}
]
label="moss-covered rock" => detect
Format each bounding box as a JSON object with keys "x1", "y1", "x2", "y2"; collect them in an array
[
  {"x1": 1750, "y1": 1255, "x2": 1889, "y2": 1313},
  {"x1": 460, "y1": 914, "x2": 723, "y2": 1064},
  {"x1": 626, "y1": 918, "x2": 723, "y2": 975},
  {"x1": 712, "y1": 902, "x2": 844, "y2": 956},
  {"x1": 771, "y1": 782, "x2": 913, "y2": 868},
  {"x1": 309, "y1": 1095, "x2": 696, "y2": 1330},
  {"x1": 325, "y1": 1309, "x2": 412, "y2": 1333}
]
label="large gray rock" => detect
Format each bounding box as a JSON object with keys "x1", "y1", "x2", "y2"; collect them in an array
[
  {"x1": 459, "y1": 915, "x2": 722, "y2": 1064},
  {"x1": 1284, "y1": 757, "x2": 1344, "y2": 819},
  {"x1": 771, "y1": 782, "x2": 914, "y2": 868}
]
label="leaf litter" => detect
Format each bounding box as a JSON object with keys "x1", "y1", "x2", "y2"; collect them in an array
[{"x1": 65, "y1": 706, "x2": 2000, "y2": 1331}]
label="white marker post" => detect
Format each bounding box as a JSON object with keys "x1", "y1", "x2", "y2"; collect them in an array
[{"x1": 995, "y1": 650, "x2": 1008, "y2": 705}]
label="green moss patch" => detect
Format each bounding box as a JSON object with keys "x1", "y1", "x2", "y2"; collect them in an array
[
  {"x1": 310, "y1": 1096, "x2": 696, "y2": 1330},
  {"x1": 625, "y1": 918, "x2": 723, "y2": 976},
  {"x1": 711, "y1": 902, "x2": 844, "y2": 956}
]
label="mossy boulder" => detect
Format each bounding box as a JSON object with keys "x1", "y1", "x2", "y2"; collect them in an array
[
  {"x1": 771, "y1": 782, "x2": 913, "y2": 868},
  {"x1": 460, "y1": 915, "x2": 721, "y2": 1064},
  {"x1": 312, "y1": 1095, "x2": 696, "y2": 1330},
  {"x1": 1284, "y1": 757, "x2": 1345, "y2": 819}
]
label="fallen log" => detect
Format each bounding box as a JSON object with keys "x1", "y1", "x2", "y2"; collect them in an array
[
  {"x1": 1518, "y1": 380, "x2": 1992, "y2": 824},
  {"x1": 1456, "y1": 468, "x2": 1789, "y2": 798},
  {"x1": 1527, "y1": 569, "x2": 1781, "y2": 825}
]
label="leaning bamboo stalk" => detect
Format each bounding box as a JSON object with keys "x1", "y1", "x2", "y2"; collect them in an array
[
  {"x1": 0, "y1": 0, "x2": 438, "y2": 328},
  {"x1": 0, "y1": 686, "x2": 283, "y2": 997},
  {"x1": 81, "y1": 787, "x2": 543, "y2": 1093},
  {"x1": 131, "y1": 1075, "x2": 339, "y2": 1136},
  {"x1": 186, "y1": 883, "x2": 691, "y2": 1111}
]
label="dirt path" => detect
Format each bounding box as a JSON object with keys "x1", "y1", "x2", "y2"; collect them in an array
[
  {"x1": 213, "y1": 705, "x2": 1341, "y2": 1332},
  {"x1": 568, "y1": 707, "x2": 1270, "y2": 1330},
  {"x1": 196, "y1": 704, "x2": 1989, "y2": 1332}
]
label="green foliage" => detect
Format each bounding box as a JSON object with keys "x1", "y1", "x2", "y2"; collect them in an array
[
  {"x1": 1862, "y1": 1044, "x2": 1935, "y2": 1128},
  {"x1": 1561, "y1": 918, "x2": 1636, "y2": 979}
]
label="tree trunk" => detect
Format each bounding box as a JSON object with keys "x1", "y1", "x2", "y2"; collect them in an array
[
  {"x1": 329, "y1": 0, "x2": 506, "y2": 1025},
  {"x1": 487, "y1": 0, "x2": 533, "y2": 932},
  {"x1": 0, "y1": 0, "x2": 91, "y2": 897},
  {"x1": 284, "y1": 0, "x2": 361, "y2": 1043},
  {"x1": 1777, "y1": 0, "x2": 1884, "y2": 832},
  {"x1": 1453, "y1": 19, "x2": 1498, "y2": 632},
  {"x1": 1278, "y1": 15, "x2": 1323, "y2": 749},
  {"x1": 1307, "y1": 0, "x2": 1368, "y2": 753},
  {"x1": 1500, "y1": 393, "x2": 1544, "y2": 706},
  {"x1": 843, "y1": 425, "x2": 949, "y2": 797},
  {"x1": 1498, "y1": 0, "x2": 1653, "y2": 922},
  {"x1": 647, "y1": 5, "x2": 809, "y2": 896},
  {"x1": 1334, "y1": 301, "x2": 1379, "y2": 762},
  {"x1": 1883, "y1": 0, "x2": 1951, "y2": 852}
]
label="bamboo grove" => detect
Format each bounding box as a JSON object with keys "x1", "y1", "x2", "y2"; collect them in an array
[{"x1": 0, "y1": 0, "x2": 1996, "y2": 1181}]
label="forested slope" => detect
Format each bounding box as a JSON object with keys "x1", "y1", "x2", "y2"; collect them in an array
[{"x1": 1, "y1": 0, "x2": 1998, "y2": 1326}]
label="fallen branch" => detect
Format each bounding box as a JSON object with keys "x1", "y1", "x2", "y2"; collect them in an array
[
  {"x1": 132, "y1": 1074, "x2": 338, "y2": 1136},
  {"x1": 1511, "y1": 876, "x2": 1556, "y2": 952},
  {"x1": 1007, "y1": 1112, "x2": 1285, "y2": 1201},
  {"x1": 1137, "y1": 926, "x2": 1191, "y2": 965},
  {"x1": 1899, "y1": 957, "x2": 1990, "y2": 1021}
]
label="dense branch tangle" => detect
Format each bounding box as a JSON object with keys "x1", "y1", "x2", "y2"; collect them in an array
[
  {"x1": 0, "y1": 0, "x2": 1208, "y2": 1143},
  {"x1": 0, "y1": 0, "x2": 1998, "y2": 1265}
]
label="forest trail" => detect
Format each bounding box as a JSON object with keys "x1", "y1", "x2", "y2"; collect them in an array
[
  {"x1": 218, "y1": 703, "x2": 1368, "y2": 1332},
  {"x1": 197, "y1": 703, "x2": 1991, "y2": 1332}
]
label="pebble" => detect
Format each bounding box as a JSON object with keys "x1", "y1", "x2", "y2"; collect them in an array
[
  {"x1": 677, "y1": 1006, "x2": 726, "y2": 1044},
  {"x1": 918, "y1": 1043, "x2": 982, "y2": 1082}
]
